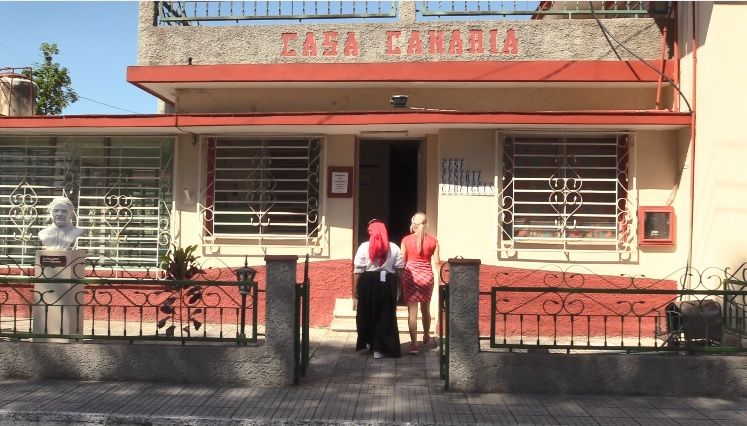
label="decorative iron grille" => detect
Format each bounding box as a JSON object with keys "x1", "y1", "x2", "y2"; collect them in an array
[
  {"x1": 483, "y1": 264, "x2": 747, "y2": 353},
  {"x1": 417, "y1": 1, "x2": 663, "y2": 20},
  {"x1": 0, "y1": 136, "x2": 174, "y2": 268},
  {"x1": 201, "y1": 137, "x2": 322, "y2": 247},
  {"x1": 498, "y1": 134, "x2": 633, "y2": 257},
  {"x1": 156, "y1": 1, "x2": 398, "y2": 26}
]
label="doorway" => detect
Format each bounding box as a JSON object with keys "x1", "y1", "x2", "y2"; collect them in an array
[{"x1": 357, "y1": 140, "x2": 421, "y2": 247}]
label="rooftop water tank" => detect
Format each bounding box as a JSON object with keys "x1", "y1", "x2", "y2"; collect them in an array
[{"x1": 0, "y1": 73, "x2": 37, "y2": 116}]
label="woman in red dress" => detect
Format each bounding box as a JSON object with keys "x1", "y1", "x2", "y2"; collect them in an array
[{"x1": 400, "y1": 212, "x2": 440, "y2": 354}]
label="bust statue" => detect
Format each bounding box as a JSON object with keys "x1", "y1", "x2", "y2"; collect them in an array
[{"x1": 38, "y1": 197, "x2": 84, "y2": 250}]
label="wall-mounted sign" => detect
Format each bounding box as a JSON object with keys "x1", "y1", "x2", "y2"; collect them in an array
[
  {"x1": 281, "y1": 28, "x2": 518, "y2": 58},
  {"x1": 328, "y1": 167, "x2": 353, "y2": 198},
  {"x1": 40, "y1": 255, "x2": 68, "y2": 267},
  {"x1": 440, "y1": 158, "x2": 495, "y2": 196},
  {"x1": 638, "y1": 206, "x2": 676, "y2": 247}
]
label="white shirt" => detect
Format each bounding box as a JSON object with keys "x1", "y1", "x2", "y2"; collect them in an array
[{"x1": 353, "y1": 242, "x2": 403, "y2": 274}]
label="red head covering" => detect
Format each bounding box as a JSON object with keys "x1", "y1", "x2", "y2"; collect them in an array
[{"x1": 367, "y1": 220, "x2": 389, "y2": 267}]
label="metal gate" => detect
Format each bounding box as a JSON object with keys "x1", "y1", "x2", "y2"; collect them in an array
[
  {"x1": 293, "y1": 254, "x2": 310, "y2": 384},
  {"x1": 438, "y1": 263, "x2": 449, "y2": 389}
]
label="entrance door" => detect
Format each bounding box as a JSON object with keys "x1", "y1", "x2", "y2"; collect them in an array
[{"x1": 357, "y1": 140, "x2": 421, "y2": 247}]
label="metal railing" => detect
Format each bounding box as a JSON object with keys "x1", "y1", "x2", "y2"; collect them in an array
[
  {"x1": 481, "y1": 265, "x2": 747, "y2": 353},
  {"x1": 293, "y1": 255, "x2": 310, "y2": 384},
  {"x1": 156, "y1": 1, "x2": 398, "y2": 26},
  {"x1": 418, "y1": 1, "x2": 665, "y2": 20},
  {"x1": 0, "y1": 257, "x2": 262, "y2": 345}
]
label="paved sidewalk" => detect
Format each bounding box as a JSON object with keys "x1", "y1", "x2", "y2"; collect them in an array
[{"x1": 1, "y1": 331, "x2": 746, "y2": 425}]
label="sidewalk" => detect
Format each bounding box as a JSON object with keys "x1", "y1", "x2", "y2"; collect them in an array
[{"x1": 1, "y1": 330, "x2": 746, "y2": 425}]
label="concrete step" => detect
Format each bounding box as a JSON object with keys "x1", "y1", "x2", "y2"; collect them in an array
[
  {"x1": 333, "y1": 298, "x2": 435, "y2": 321},
  {"x1": 329, "y1": 317, "x2": 434, "y2": 334}
]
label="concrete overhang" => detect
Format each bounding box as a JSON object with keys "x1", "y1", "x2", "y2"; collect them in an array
[
  {"x1": 0, "y1": 111, "x2": 691, "y2": 137},
  {"x1": 126, "y1": 61, "x2": 674, "y2": 104}
]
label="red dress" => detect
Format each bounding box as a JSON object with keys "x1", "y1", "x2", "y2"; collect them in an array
[{"x1": 401, "y1": 233, "x2": 438, "y2": 303}]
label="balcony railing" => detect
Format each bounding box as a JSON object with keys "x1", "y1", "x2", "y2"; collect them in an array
[
  {"x1": 155, "y1": 1, "x2": 666, "y2": 26},
  {"x1": 419, "y1": 1, "x2": 667, "y2": 20},
  {"x1": 156, "y1": 1, "x2": 398, "y2": 26}
]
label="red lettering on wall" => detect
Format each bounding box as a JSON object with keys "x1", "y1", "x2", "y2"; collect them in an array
[
  {"x1": 489, "y1": 29, "x2": 498, "y2": 54},
  {"x1": 428, "y1": 31, "x2": 445, "y2": 54},
  {"x1": 322, "y1": 32, "x2": 339, "y2": 56},
  {"x1": 468, "y1": 30, "x2": 484, "y2": 54},
  {"x1": 448, "y1": 30, "x2": 463, "y2": 55},
  {"x1": 281, "y1": 33, "x2": 298, "y2": 56},
  {"x1": 386, "y1": 31, "x2": 401, "y2": 55},
  {"x1": 502, "y1": 28, "x2": 519, "y2": 54},
  {"x1": 302, "y1": 32, "x2": 317, "y2": 56},
  {"x1": 343, "y1": 32, "x2": 360, "y2": 56},
  {"x1": 407, "y1": 31, "x2": 423, "y2": 55}
]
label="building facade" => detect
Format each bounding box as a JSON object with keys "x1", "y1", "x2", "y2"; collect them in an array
[{"x1": 0, "y1": 2, "x2": 745, "y2": 325}]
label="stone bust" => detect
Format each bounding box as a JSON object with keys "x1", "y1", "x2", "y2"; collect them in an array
[{"x1": 38, "y1": 197, "x2": 85, "y2": 250}]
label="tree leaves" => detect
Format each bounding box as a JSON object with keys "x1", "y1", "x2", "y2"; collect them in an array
[{"x1": 25, "y1": 43, "x2": 78, "y2": 115}]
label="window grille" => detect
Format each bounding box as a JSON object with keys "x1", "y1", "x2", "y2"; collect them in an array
[
  {"x1": 0, "y1": 136, "x2": 173, "y2": 268},
  {"x1": 202, "y1": 137, "x2": 322, "y2": 246},
  {"x1": 498, "y1": 134, "x2": 633, "y2": 257}
]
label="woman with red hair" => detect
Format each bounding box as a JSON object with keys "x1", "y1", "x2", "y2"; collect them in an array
[{"x1": 353, "y1": 219, "x2": 403, "y2": 359}]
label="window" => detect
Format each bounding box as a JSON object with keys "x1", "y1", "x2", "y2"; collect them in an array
[
  {"x1": 498, "y1": 134, "x2": 632, "y2": 256},
  {"x1": 0, "y1": 136, "x2": 173, "y2": 268},
  {"x1": 202, "y1": 137, "x2": 322, "y2": 246}
]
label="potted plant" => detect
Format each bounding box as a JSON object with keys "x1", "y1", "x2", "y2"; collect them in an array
[{"x1": 157, "y1": 244, "x2": 205, "y2": 339}]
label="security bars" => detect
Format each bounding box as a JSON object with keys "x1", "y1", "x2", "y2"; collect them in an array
[
  {"x1": 498, "y1": 134, "x2": 634, "y2": 257},
  {"x1": 0, "y1": 137, "x2": 174, "y2": 268},
  {"x1": 201, "y1": 138, "x2": 322, "y2": 248}
]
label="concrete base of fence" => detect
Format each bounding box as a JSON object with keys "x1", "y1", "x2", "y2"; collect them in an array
[
  {"x1": 452, "y1": 351, "x2": 747, "y2": 397},
  {"x1": 0, "y1": 340, "x2": 292, "y2": 386}
]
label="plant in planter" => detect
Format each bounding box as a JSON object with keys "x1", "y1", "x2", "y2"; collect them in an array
[{"x1": 158, "y1": 244, "x2": 205, "y2": 339}]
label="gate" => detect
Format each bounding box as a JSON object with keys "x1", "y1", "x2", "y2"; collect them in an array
[
  {"x1": 293, "y1": 255, "x2": 311, "y2": 384},
  {"x1": 438, "y1": 262, "x2": 449, "y2": 389}
]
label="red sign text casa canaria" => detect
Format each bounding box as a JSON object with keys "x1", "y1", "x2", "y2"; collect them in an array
[{"x1": 280, "y1": 29, "x2": 519, "y2": 57}]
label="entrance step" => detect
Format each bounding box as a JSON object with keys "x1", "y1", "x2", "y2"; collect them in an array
[{"x1": 330, "y1": 298, "x2": 436, "y2": 334}]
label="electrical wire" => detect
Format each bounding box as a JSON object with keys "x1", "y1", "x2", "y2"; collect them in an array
[
  {"x1": 588, "y1": 2, "x2": 693, "y2": 113},
  {"x1": 77, "y1": 95, "x2": 143, "y2": 114}
]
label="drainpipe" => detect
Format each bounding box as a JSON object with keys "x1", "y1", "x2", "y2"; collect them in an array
[
  {"x1": 655, "y1": 26, "x2": 667, "y2": 110},
  {"x1": 686, "y1": 2, "x2": 698, "y2": 280}
]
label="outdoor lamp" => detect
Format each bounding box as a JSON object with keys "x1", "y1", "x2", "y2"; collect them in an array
[
  {"x1": 390, "y1": 94, "x2": 408, "y2": 108},
  {"x1": 235, "y1": 257, "x2": 257, "y2": 344},
  {"x1": 235, "y1": 257, "x2": 257, "y2": 295}
]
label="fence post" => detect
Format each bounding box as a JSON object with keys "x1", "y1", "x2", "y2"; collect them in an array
[
  {"x1": 264, "y1": 255, "x2": 298, "y2": 385},
  {"x1": 447, "y1": 257, "x2": 481, "y2": 391}
]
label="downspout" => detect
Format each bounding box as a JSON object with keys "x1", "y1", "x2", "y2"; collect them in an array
[
  {"x1": 655, "y1": 26, "x2": 667, "y2": 110},
  {"x1": 686, "y1": 2, "x2": 698, "y2": 277}
]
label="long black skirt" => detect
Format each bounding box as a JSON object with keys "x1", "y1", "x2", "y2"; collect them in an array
[{"x1": 355, "y1": 271, "x2": 401, "y2": 357}]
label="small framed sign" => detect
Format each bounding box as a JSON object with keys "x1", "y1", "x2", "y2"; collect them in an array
[
  {"x1": 40, "y1": 255, "x2": 67, "y2": 267},
  {"x1": 638, "y1": 206, "x2": 676, "y2": 247},
  {"x1": 328, "y1": 167, "x2": 353, "y2": 198}
]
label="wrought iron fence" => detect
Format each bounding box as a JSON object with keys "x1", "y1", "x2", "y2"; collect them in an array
[
  {"x1": 438, "y1": 262, "x2": 449, "y2": 387},
  {"x1": 0, "y1": 255, "x2": 262, "y2": 344},
  {"x1": 293, "y1": 255, "x2": 310, "y2": 384},
  {"x1": 156, "y1": 1, "x2": 398, "y2": 26},
  {"x1": 482, "y1": 264, "x2": 747, "y2": 353},
  {"x1": 418, "y1": 1, "x2": 665, "y2": 20}
]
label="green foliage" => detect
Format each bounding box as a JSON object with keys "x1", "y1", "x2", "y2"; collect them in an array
[
  {"x1": 24, "y1": 43, "x2": 79, "y2": 115},
  {"x1": 158, "y1": 244, "x2": 205, "y2": 338},
  {"x1": 160, "y1": 244, "x2": 202, "y2": 281}
]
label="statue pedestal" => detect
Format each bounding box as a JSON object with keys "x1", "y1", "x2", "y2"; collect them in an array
[{"x1": 33, "y1": 250, "x2": 87, "y2": 342}]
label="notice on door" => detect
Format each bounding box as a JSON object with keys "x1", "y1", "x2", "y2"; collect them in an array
[{"x1": 328, "y1": 167, "x2": 353, "y2": 197}]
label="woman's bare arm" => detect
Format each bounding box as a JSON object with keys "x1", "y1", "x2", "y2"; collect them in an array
[{"x1": 431, "y1": 242, "x2": 441, "y2": 287}]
